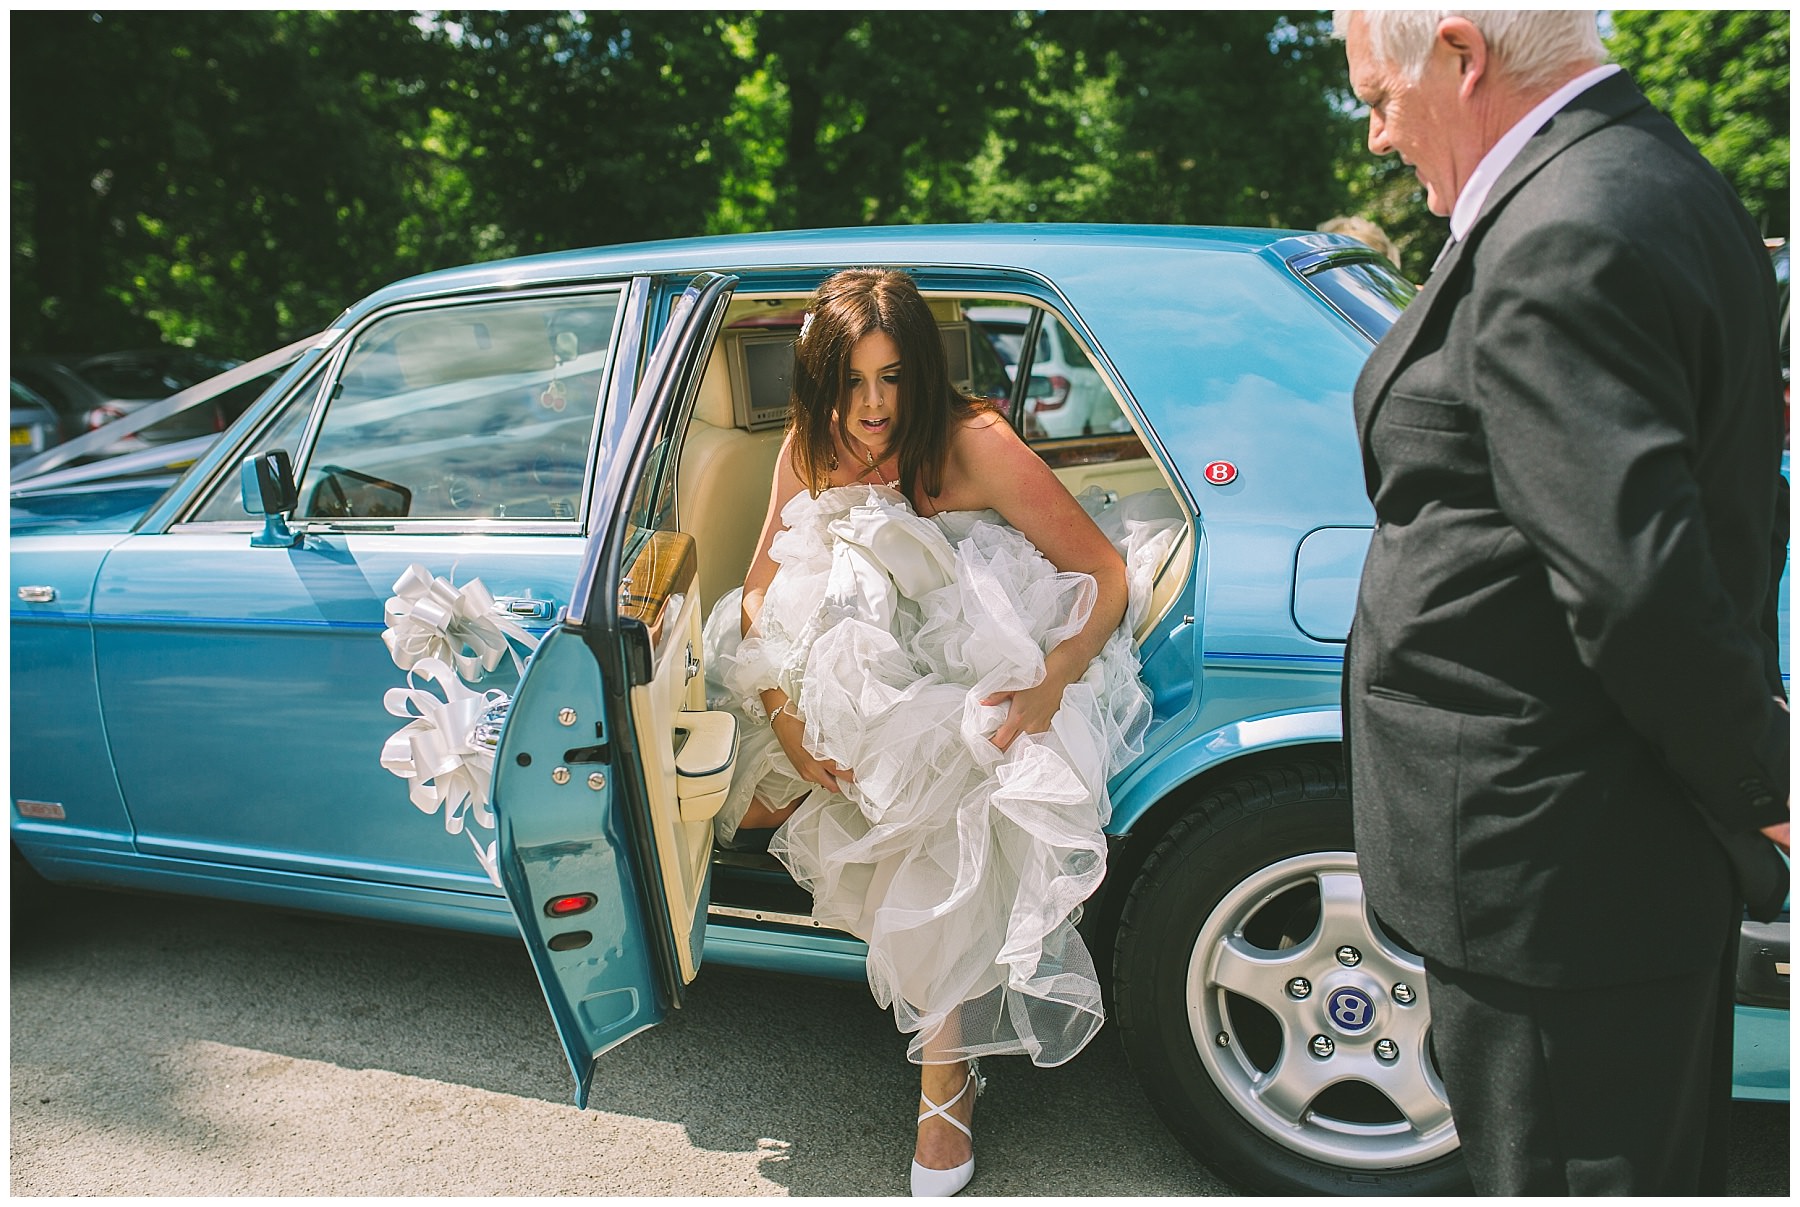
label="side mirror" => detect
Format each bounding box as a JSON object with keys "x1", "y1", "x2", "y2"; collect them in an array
[{"x1": 241, "y1": 449, "x2": 301, "y2": 548}]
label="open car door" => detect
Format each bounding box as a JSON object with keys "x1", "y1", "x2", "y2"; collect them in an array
[{"x1": 491, "y1": 272, "x2": 738, "y2": 1106}]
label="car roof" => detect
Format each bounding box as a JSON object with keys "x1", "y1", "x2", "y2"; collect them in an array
[{"x1": 352, "y1": 223, "x2": 1309, "y2": 318}]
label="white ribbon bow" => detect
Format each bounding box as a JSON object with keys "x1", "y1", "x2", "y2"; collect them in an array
[
  {"x1": 379, "y1": 656, "x2": 508, "y2": 886},
  {"x1": 382, "y1": 563, "x2": 540, "y2": 682}
]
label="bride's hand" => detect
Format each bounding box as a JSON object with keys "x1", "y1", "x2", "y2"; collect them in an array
[
  {"x1": 772, "y1": 707, "x2": 855, "y2": 792},
  {"x1": 983, "y1": 679, "x2": 1066, "y2": 751},
  {"x1": 983, "y1": 649, "x2": 1082, "y2": 751}
]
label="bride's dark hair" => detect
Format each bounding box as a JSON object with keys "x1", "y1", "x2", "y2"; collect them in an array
[{"x1": 788, "y1": 268, "x2": 990, "y2": 499}]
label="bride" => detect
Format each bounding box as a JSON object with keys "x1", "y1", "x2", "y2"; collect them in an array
[{"x1": 701, "y1": 269, "x2": 1160, "y2": 1196}]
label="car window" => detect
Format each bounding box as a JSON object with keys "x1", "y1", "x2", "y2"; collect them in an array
[
  {"x1": 184, "y1": 369, "x2": 327, "y2": 522},
  {"x1": 1058, "y1": 324, "x2": 1094, "y2": 370},
  {"x1": 295, "y1": 293, "x2": 620, "y2": 523},
  {"x1": 984, "y1": 325, "x2": 1024, "y2": 364},
  {"x1": 965, "y1": 321, "x2": 1014, "y2": 412},
  {"x1": 12, "y1": 378, "x2": 54, "y2": 411},
  {"x1": 1303, "y1": 258, "x2": 1416, "y2": 342},
  {"x1": 963, "y1": 299, "x2": 1134, "y2": 447}
]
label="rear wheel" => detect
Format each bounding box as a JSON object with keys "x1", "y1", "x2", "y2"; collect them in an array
[{"x1": 1113, "y1": 761, "x2": 1471, "y2": 1195}]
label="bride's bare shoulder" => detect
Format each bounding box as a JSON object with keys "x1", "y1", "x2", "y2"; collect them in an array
[
  {"x1": 934, "y1": 408, "x2": 1057, "y2": 514},
  {"x1": 950, "y1": 406, "x2": 1033, "y2": 464}
]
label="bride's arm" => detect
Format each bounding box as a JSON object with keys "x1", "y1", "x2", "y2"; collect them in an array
[
  {"x1": 950, "y1": 416, "x2": 1129, "y2": 750},
  {"x1": 738, "y1": 433, "x2": 856, "y2": 792},
  {"x1": 740, "y1": 431, "x2": 806, "y2": 638}
]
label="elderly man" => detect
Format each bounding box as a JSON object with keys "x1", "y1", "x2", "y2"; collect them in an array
[{"x1": 1336, "y1": 10, "x2": 1789, "y2": 1196}]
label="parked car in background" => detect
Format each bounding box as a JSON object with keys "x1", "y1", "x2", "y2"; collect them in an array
[
  {"x1": 12, "y1": 348, "x2": 270, "y2": 459},
  {"x1": 967, "y1": 303, "x2": 1128, "y2": 438},
  {"x1": 11, "y1": 225, "x2": 1787, "y2": 1196},
  {"x1": 10, "y1": 378, "x2": 63, "y2": 467}
]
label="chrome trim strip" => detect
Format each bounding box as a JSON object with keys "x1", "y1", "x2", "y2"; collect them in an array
[{"x1": 706, "y1": 903, "x2": 840, "y2": 931}]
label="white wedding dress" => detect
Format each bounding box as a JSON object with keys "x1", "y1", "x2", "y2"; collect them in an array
[{"x1": 702, "y1": 482, "x2": 1184, "y2": 1067}]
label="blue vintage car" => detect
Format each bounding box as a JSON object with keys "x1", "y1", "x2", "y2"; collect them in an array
[{"x1": 11, "y1": 225, "x2": 1788, "y2": 1195}]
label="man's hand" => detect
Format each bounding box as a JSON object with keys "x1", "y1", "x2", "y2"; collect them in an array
[{"x1": 1761, "y1": 821, "x2": 1790, "y2": 855}]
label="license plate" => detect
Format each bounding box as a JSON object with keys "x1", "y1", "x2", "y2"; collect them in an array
[{"x1": 11, "y1": 426, "x2": 33, "y2": 446}]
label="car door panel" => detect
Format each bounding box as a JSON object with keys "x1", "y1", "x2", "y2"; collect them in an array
[
  {"x1": 492, "y1": 624, "x2": 665, "y2": 1095},
  {"x1": 492, "y1": 271, "x2": 738, "y2": 1104},
  {"x1": 90, "y1": 534, "x2": 577, "y2": 887},
  {"x1": 494, "y1": 531, "x2": 729, "y2": 1103},
  {"x1": 86, "y1": 287, "x2": 630, "y2": 888},
  {"x1": 11, "y1": 537, "x2": 137, "y2": 859},
  {"x1": 617, "y1": 528, "x2": 726, "y2": 981}
]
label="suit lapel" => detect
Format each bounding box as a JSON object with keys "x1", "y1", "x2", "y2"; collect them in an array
[
  {"x1": 1354, "y1": 237, "x2": 1471, "y2": 491},
  {"x1": 1354, "y1": 72, "x2": 1654, "y2": 495}
]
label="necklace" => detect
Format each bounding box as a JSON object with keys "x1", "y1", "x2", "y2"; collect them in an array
[{"x1": 851, "y1": 438, "x2": 897, "y2": 485}]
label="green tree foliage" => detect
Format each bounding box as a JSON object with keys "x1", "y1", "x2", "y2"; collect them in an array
[
  {"x1": 1609, "y1": 9, "x2": 1789, "y2": 237},
  {"x1": 420, "y1": 11, "x2": 747, "y2": 254},
  {"x1": 1001, "y1": 11, "x2": 1352, "y2": 228},
  {"x1": 735, "y1": 11, "x2": 1036, "y2": 228},
  {"x1": 12, "y1": 11, "x2": 460, "y2": 354},
  {"x1": 10, "y1": 11, "x2": 1788, "y2": 357}
]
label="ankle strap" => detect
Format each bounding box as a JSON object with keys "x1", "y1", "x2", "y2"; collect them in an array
[{"x1": 917, "y1": 1068, "x2": 977, "y2": 1138}]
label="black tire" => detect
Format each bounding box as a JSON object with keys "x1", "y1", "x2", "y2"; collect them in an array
[{"x1": 1113, "y1": 760, "x2": 1472, "y2": 1195}]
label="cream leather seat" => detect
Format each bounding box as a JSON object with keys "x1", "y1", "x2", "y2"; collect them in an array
[{"x1": 677, "y1": 342, "x2": 787, "y2": 611}]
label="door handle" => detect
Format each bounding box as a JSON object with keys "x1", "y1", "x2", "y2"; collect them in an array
[{"x1": 492, "y1": 596, "x2": 555, "y2": 620}]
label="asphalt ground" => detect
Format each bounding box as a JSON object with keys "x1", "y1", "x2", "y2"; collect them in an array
[{"x1": 9, "y1": 869, "x2": 1791, "y2": 1197}]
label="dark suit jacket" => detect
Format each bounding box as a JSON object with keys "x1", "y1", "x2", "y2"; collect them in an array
[{"x1": 1347, "y1": 71, "x2": 1789, "y2": 989}]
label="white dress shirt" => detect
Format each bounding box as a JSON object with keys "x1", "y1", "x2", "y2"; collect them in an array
[{"x1": 1450, "y1": 63, "x2": 1623, "y2": 241}]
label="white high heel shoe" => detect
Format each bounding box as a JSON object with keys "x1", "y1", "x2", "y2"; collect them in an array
[{"x1": 910, "y1": 1061, "x2": 985, "y2": 1197}]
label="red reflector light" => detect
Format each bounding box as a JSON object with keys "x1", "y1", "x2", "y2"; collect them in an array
[{"x1": 545, "y1": 892, "x2": 598, "y2": 918}]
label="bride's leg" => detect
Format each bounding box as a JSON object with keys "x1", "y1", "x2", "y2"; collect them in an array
[
  {"x1": 737, "y1": 789, "x2": 809, "y2": 831},
  {"x1": 914, "y1": 1017, "x2": 976, "y2": 1171}
]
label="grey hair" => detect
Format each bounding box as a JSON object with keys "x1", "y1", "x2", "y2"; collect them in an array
[{"x1": 1332, "y1": 10, "x2": 1608, "y2": 90}]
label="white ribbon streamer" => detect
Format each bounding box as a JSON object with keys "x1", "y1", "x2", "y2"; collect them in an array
[
  {"x1": 379, "y1": 656, "x2": 509, "y2": 886},
  {"x1": 381, "y1": 563, "x2": 540, "y2": 682},
  {"x1": 470, "y1": 837, "x2": 501, "y2": 886}
]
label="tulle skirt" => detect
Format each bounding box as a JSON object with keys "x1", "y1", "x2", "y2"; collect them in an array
[{"x1": 702, "y1": 483, "x2": 1183, "y2": 1066}]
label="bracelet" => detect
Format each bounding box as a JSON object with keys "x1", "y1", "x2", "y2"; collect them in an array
[{"x1": 776, "y1": 700, "x2": 803, "y2": 722}]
